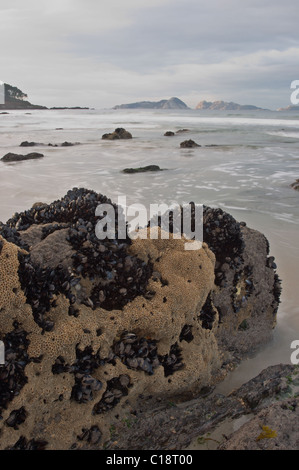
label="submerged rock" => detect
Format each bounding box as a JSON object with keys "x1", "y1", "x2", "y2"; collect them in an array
[
  {"x1": 164, "y1": 131, "x2": 175, "y2": 136},
  {"x1": 102, "y1": 128, "x2": 132, "y2": 140},
  {"x1": 0, "y1": 188, "x2": 281, "y2": 449},
  {"x1": 1, "y1": 152, "x2": 44, "y2": 162},
  {"x1": 122, "y1": 165, "x2": 163, "y2": 174},
  {"x1": 20, "y1": 141, "x2": 79, "y2": 148},
  {"x1": 290, "y1": 179, "x2": 299, "y2": 191},
  {"x1": 20, "y1": 141, "x2": 38, "y2": 147},
  {"x1": 176, "y1": 129, "x2": 190, "y2": 134},
  {"x1": 180, "y1": 139, "x2": 201, "y2": 148}
]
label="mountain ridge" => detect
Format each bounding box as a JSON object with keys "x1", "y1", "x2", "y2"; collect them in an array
[
  {"x1": 195, "y1": 100, "x2": 266, "y2": 111},
  {"x1": 113, "y1": 97, "x2": 189, "y2": 110}
]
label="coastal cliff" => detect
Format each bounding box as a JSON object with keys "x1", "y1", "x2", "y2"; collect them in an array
[{"x1": 0, "y1": 84, "x2": 47, "y2": 110}]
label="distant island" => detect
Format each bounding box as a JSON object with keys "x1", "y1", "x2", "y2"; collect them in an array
[
  {"x1": 277, "y1": 105, "x2": 299, "y2": 111},
  {"x1": 195, "y1": 100, "x2": 266, "y2": 111},
  {"x1": 113, "y1": 97, "x2": 189, "y2": 110},
  {"x1": 0, "y1": 83, "x2": 47, "y2": 110}
]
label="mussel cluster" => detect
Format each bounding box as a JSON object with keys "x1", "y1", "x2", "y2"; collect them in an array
[
  {"x1": 0, "y1": 323, "x2": 30, "y2": 416},
  {"x1": 5, "y1": 406, "x2": 27, "y2": 430},
  {"x1": 1, "y1": 188, "x2": 154, "y2": 330},
  {"x1": 6, "y1": 437, "x2": 48, "y2": 451},
  {"x1": 231, "y1": 266, "x2": 254, "y2": 314},
  {"x1": 6, "y1": 188, "x2": 111, "y2": 230},
  {"x1": 110, "y1": 332, "x2": 184, "y2": 378},
  {"x1": 112, "y1": 332, "x2": 160, "y2": 375},
  {"x1": 148, "y1": 203, "x2": 244, "y2": 269},
  {"x1": 77, "y1": 425, "x2": 102, "y2": 446},
  {"x1": 203, "y1": 207, "x2": 244, "y2": 265},
  {"x1": 0, "y1": 223, "x2": 28, "y2": 250},
  {"x1": 179, "y1": 324, "x2": 194, "y2": 343},
  {"x1": 53, "y1": 345, "x2": 104, "y2": 404},
  {"x1": 93, "y1": 375, "x2": 131, "y2": 414},
  {"x1": 17, "y1": 256, "x2": 74, "y2": 331},
  {"x1": 199, "y1": 294, "x2": 217, "y2": 330}
]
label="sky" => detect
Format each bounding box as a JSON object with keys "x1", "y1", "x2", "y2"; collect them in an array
[{"x1": 0, "y1": 0, "x2": 298, "y2": 109}]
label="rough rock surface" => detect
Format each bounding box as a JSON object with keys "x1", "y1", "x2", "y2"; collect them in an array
[
  {"x1": 1, "y1": 152, "x2": 44, "y2": 162},
  {"x1": 20, "y1": 141, "x2": 79, "y2": 148},
  {"x1": 0, "y1": 188, "x2": 281, "y2": 449},
  {"x1": 180, "y1": 139, "x2": 201, "y2": 148},
  {"x1": 104, "y1": 364, "x2": 298, "y2": 450},
  {"x1": 102, "y1": 128, "x2": 132, "y2": 140},
  {"x1": 122, "y1": 165, "x2": 163, "y2": 174}
]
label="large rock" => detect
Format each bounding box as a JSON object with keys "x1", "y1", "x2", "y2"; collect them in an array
[
  {"x1": 102, "y1": 364, "x2": 298, "y2": 450},
  {"x1": 0, "y1": 188, "x2": 281, "y2": 449},
  {"x1": 122, "y1": 165, "x2": 163, "y2": 174},
  {"x1": 1, "y1": 152, "x2": 44, "y2": 162},
  {"x1": 102, "y1": 128, "x2": 132, "y2": 140}
]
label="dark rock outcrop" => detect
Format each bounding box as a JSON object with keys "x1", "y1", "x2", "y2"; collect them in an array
[
  {"x1": 20, "y1": 141, "x2": 79, "y2": 148},
  {"x1": 102, "y1": 128, "x2": 132, "y2": 140},
  {"x1": 180, "y1": 139, "x2": 201, "y2": 148},
  {"x1": 122, "y1": 165, "x2": 163, "y2": 174},
  {"x1": 164, "y1": 131, "x2": 175, "y2": 136},
  {"x1": 0, "y1": 189, "x2": 281, "y2": 449},
  {"x1": 1, "y1": 152, "x2": 44, "y2": 162}
]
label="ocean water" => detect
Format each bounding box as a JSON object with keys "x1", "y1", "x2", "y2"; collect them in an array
[{"x1": 0, "y1": 107, "x2": 298, "y2": 392}]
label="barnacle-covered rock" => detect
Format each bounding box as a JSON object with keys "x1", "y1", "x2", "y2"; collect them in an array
[{"x1": 0, "y1": 188, "x2": 280, "y2": 449}]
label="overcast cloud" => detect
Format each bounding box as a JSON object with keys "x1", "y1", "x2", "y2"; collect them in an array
[{"x1": 1, "y1": 0, "x2": 298, "y2": 109}]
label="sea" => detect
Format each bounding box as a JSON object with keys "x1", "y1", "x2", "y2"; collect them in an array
[{"x1": 0, "y1": 107, "x2": 298, "y2": 393}]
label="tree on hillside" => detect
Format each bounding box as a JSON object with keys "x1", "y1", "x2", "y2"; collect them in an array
[{"x1": 5, "y1": 84, "x2": 28, "y2": 101}]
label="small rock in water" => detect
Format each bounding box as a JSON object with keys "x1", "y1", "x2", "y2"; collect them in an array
[
  {"x1": 164, "y1": 131, "x2": 175, "y2": 136},
  {"x1": 290, "y1": 179, "x2": 299, "y2": 191},
  {"x1": 102, "y1": 128, "x2": 132, "y2": 140},
  {"x1": 1, "y1": 152, "x2": 44, "y2": 162},
  {"x1": 122, "y1": 165, "x2": 163, "y2": 174},
  {"x1": 180, "y1": 139, "x2": 201, "y2": 148}
]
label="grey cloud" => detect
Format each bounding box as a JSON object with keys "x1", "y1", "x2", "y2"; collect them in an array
[{"x1": 1, "y1": 0, "x2": 298, "y2": 108}]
